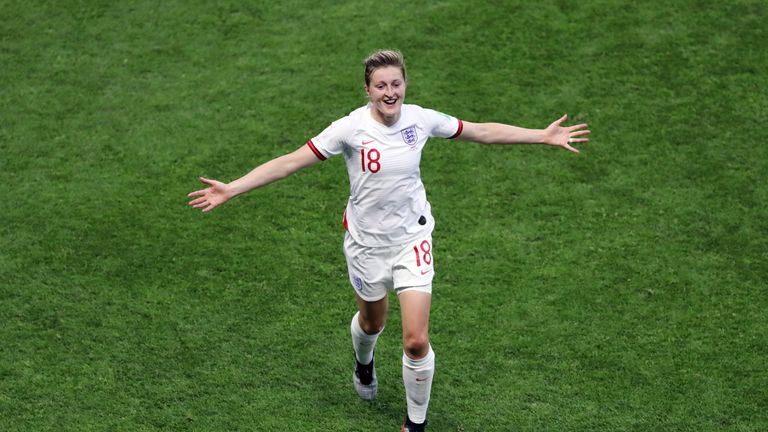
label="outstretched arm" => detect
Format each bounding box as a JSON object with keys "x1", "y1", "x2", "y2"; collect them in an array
[
  {"x1": 456, "y1": 114, "x2": 590, "y2": 153},
  {"x1": 187, "y1": 143, "x2": 322, "y2": 212}
]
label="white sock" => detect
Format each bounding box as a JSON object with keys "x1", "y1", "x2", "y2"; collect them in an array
[
  {"x1": 402, "y1": 345, "x2": 435, "y2": 424},
  {"x1": 350, "y1": 311, "x2": 382, "y2": 365}
]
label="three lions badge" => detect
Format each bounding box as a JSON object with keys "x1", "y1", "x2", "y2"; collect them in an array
[{"x1": 401, "y1": 126, "x2": 418, "y2": 146}]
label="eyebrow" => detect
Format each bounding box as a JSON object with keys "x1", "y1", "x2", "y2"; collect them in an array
[{"x1": 375, "y1": 79, "x2": 402, "y2": 85}]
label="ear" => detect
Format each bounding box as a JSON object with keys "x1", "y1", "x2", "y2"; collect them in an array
[{"x1": 363, "y1": 84, "x2": 370, "y2": 97}]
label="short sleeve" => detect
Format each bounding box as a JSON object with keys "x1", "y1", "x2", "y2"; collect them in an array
[
  {"x1": 307, "y1": 117, "x2": 351, "y2": 160},
  {"x1": 422, "y1": 108, "x2": 463, "y2": 139}
]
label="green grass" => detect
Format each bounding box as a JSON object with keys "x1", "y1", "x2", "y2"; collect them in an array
[{"x1": 2, "y1": 0, "x2": 766, "y2": 430}]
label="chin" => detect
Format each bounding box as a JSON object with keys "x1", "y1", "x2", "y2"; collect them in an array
[{"x1": 384, "y1": 103, "x2": 401, "y2": 115}]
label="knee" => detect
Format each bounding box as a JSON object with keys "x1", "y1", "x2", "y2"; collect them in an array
[
  {"x1": 403, "y1": 333, "x2": 430, "y2": 359},
  {"x1": 359, "y1": 315, "x2": 385, "y2": 335}
]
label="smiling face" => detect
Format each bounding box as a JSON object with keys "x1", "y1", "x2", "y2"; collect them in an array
[{"x1": 365, "y1": 65, "x2": 407, "y2": 126}]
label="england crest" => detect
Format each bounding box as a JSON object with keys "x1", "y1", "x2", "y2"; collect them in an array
[
  {"x1": 401, "y1": 126, "x2": 418, "y2": 146},
  {"x1": 353, "y1": 275, "x2": 364, "y2": 292}
]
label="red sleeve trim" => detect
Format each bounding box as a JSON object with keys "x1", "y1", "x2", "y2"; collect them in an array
[
  {"x1": 306, "y1": 140, "x2": 326, "y2": 161},
  {"x1": 448, "y1": 119, "x2": 464, "y2": 139}
]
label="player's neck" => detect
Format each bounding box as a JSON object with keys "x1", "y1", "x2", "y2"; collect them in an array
[{"x1": 369, "y1": 106, "x2": 401, "y2": 127}]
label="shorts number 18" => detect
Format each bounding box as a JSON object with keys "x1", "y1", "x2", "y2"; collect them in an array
[{"x1": 413, "y1": 240, "x2": 432, "y2": 266}]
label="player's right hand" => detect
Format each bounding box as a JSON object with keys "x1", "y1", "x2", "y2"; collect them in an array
[{"x1": 187, "y1": 177, "x2": 232, "y2": 212}]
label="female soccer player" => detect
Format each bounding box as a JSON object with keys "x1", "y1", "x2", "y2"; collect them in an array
[{"x1": 188, "y1": 50, "x2": 589, "y2": 431}]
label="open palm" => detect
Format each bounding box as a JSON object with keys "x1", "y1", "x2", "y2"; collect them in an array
[
  {"x1": 187, "y1": 177, "x2": 232, "y2": 212},
  {"x1": 543, "y1": 115, "x2": 590, "y2": 153}
]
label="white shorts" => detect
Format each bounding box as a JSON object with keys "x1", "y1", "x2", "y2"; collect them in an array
[{"x1": 343, "y1": 232, "x2": 435, "y2": 302}]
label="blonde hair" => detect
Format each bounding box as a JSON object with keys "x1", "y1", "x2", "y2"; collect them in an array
[{"x1": 363, "y1": 49, "x2": 406, "y2": 85}]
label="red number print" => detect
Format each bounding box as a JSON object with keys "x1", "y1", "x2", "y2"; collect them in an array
[
  {"x1": 413, "y1": 240, "x2": 432, "y2": 266},
  {"x1": 360, "y1": 148, "x2": 381, "y2": 173},
  {"x1": 420, "y1": 240, "x2": 432, "y2": 265}
]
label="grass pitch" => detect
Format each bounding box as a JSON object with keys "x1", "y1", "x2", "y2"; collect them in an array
[{"x1": 2, "y1": 1, "x2": 766, "y2": 430}]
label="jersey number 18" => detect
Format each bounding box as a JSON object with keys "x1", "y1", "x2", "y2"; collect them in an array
[{"x1": 361, "y1": 148, "x2": 381, "y2": 173}]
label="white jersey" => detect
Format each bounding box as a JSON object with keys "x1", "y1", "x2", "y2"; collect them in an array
[{"x1": 307, "y1": 103, "x2": 463, "y2": 247}]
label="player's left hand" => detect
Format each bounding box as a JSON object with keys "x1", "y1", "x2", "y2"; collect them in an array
[{"x1": 543, "y1": 114, "x2": 590, "y2": 153}]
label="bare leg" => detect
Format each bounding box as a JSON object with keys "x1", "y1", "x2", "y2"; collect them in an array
[
  {"x1": 399, "y1": 290, "x2": 431, "y2": 358},
  {"x1": 355, "y1": 293, "x2": 388, "y2": 335}
]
